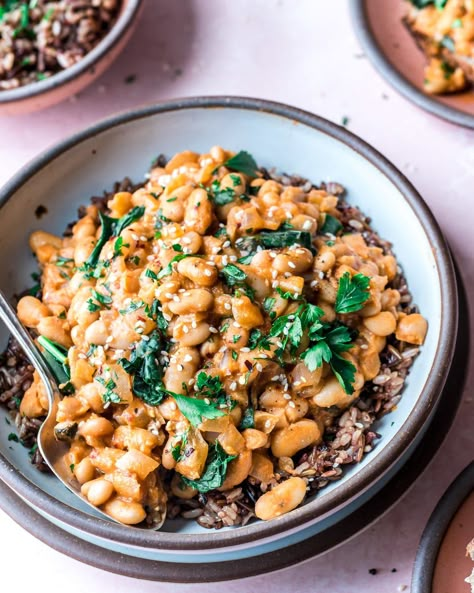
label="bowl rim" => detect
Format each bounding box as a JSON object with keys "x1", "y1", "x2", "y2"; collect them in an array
[
  {"x1": 0, "y1": 96, "x2": 458, "y2": 551},
  {"x1": 0, "y1": 0, "x2": 144, "y2": 106},
  {"x1": 411, "y1": 462, "x2": 474, "y2": 593},
  {"x1": 350, "y1": 0, "x2": 474, "y2": 130}
]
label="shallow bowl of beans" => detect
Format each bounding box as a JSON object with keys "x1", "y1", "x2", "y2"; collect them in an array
[
  {"x1": 0, "y1": 0, "x2": 143, "y2": 115},
  {"x1": 0, "y1": 97, "x2": 457, "y2": 568}
]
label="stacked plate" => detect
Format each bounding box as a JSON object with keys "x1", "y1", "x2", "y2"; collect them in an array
[{"x1": 0, "y1": 98, "x2": 464, "y2": 581}]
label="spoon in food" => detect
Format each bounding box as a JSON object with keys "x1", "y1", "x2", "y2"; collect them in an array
[{"x1": 0, "y1": 289, "x2": 123, "y2": 524}]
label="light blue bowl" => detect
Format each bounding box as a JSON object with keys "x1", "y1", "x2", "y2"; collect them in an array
[{"x1": 0, "y1": 97, "x2": 457, "y2": 564}]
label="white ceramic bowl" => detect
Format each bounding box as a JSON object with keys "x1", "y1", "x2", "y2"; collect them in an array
[{"x1": 0, "y1": 97, "x2": 457, "y2": 566}]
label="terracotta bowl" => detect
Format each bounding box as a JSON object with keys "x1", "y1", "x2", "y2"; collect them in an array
[
  {"x1": 0, "y1": 0, "x2": 144, "y2": 116},
  {"x1": 351, "y1": 0, "x2": 474, "y2": 129},
  {"x1": 0, "y1": 97, "x2": 458, "y2": 565}
]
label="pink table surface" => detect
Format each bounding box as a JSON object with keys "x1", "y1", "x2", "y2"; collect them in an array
[{"x1": 0, "y1": 1, "x2": 472, "y2": 592}]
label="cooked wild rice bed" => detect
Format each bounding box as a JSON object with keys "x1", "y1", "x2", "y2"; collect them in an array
[
  {"x1": 0, "y1": 0, "x2": 120, "y2": 91},
  {"x1": 0, "y1": 148, "x2": 427, "y2": 529}
]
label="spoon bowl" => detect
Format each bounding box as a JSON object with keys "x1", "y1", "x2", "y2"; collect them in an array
[{"x1": 0, "y1": 290, "x2": 125, "y2": 525}]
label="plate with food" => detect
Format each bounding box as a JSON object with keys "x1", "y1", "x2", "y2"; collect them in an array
[
  {"x1": 0, "y1": 0, "x2": 143, "y2": 115},
  {"x1": 351, "y1": 0, "x2": 474, "y2": 128},
  {"x1": 0, "y1": 97, "x2": 457, "y2": 565},
  {"x1": 412, "y1": 462, "x2": 474, "y2": 593}
]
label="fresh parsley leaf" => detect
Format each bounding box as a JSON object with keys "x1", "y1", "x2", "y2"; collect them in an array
[
  {"x1": 247, "y1": 329, "x2": 262, "y2": 350},
  {"x1": 145, "y1": 268, "x2": 159, "y2": 281},
  {"x1": 237, "y1": 254, "x2": 254, "y2": 265},
  {"x1": 222, "y1": 150, "x2": 258, "y2": 177},
  {"x1": 334, "y1": 272, "x2": 370, "y2": 314},
  {"x1": 181, "y1": 442, "x2": 236, "y2": 492},
  {"x1": 173, "y1": 394, "x2": 225, "y2": 426},
  {"x1": 320, "y1": 214, "x2": 342, "y2": 235},
  {"x1": 329, "y1": 354, "x2": 356, "y2": 395},
  {"x1": 8, "y1": 432, "x2": 19, "y2": 443},
  {"x1": 263, "y1": 297, "x2": 276, "y2": 316},
  {"x1": 87, "y1": 299, "x2": 101, "y2": 312}
]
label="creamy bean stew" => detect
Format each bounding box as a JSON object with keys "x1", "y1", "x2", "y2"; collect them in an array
[{"x1": 15, "y1": 147, "x2": 428, "y2": 527}]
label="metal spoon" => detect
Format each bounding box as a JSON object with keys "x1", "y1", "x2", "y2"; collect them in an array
[{"x1": 0, "y1": 290, "x2": 122, "y2": 524}]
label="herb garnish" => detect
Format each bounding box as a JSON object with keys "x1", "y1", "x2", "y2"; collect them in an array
[
  {"x1": 119, "y1": 330, "x2": 169, "y2": 406},
  {"x1": 172, "y1": 394, "x2": 225, "y2": 426},
  {"x1": 37, "y1": 335, "x2": 70, "y2": 385},
  {"x1": 222, "y1": 150, "x2": 258, "y2": 177},
  {"x1": 95, "y1": 376, "x2": 121, "y2": 404},
  {"x1": 334, "y1": 272, "x2": 370, "y2": 314},
  {"x1": 181, "y1": 442, "x2": 236, "y2": 492},
  {"x1": 320, "y1": 214, "x2": 343, "y2": 236}
]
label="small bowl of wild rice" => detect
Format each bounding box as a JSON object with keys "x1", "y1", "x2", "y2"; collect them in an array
[
  {"x1": 0, "y1": 0, "x2": 143, "y2": 115},
  {"x1": 0, "y1": 97, "x2": 458, "y2": 575}
]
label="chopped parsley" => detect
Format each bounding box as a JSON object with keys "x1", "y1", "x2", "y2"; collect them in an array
[
  {"x1": 239, "y1": 407, "x2": 255, "y2": 430},
  {"x1": 95, "y1": 376, "x2": 121, "y2": 404},
  {"x1": 334, "y1": 272, "x2": 370, "y2": 314},
  {"x1": 222, "y1": 150, "x2": 258, "y2": 177},
  {"x1": 172, "y1": 394, "x2": 225, "y2": 426}
]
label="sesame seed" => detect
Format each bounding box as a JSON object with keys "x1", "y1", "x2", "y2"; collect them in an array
[
  {"x1": 131, "y1": 233, "x2": 140, "y2": 241},
  {"x1": 222, "y1": 255, "x2": 228, "y2": 266},
  {"x1": 78, "y1": 353, "x2": 87, "y2": 360},
  {"x1": 318, "y1": 271, "x2": 325, "y2": 279},
  {"x1": 204, "y1": 269, "x2": 213, "y2": 277},
  {"x1": 183, "y1": 354, "x2": 193, "y2": 362},
  {"x1": 256, "y1": 363, "x2": 263, "y2": 372},
  {"x1": 271, "y1": 270, "x2": 278, "y2": 279},
  {"x1": 106, "y1": 336, "x2": 113, "y2": 343},
  {"x1": 233, "y1": 322, "x2": 241, "y2": 328},
  {"x1": 288, "y1": 401, "x2": 296, "y2": 408},
  {"x1": 360, "y1": 344, "x2": 368, "y2": 350},
  {"x1": 173, "y1": 295, "x2": 180, "y2": 302},
  {"x1": 169, "y1": 401, "x2": 177, "y2": 411},
  {"x1": 269, "y1": 251, "x2": 277, "y2": 259},
  {"x1": 223, "y1": 241, "x2": 231, "y2": 248},
  {"x1": 288, "y1": 261, "x2": 296, "y2": 269},
  {"x1": 141, "y1": 335, "x2": 150, "y2": 341},
  {"x1": 182, "y1": 325, "x2": 189, "y2": 334},
  {"x1": 209, "y1": 326, "x2": 218, "y2": 333},
  {"x1": 264, "y1": 420, "x2": 272, "y2": 429},
  {"x1": 302, "y1": 220, "x2": 312, "y2": 230},
  {"x1": 283, "y1": 393, "x2": 291, "y2": 400},
  {"x1": 163, "y1": 313, "x2": 172, "y2": 321},
  {"x1": 241, "y1": 347, "x2": 250, "y2": 352},
  {"x1": 224, "y1": 303, "x2": 232, "y2": 310},
  {"x1": 238, "y1": 376, "x2": 246, "y2": 385},
  {"x1": 229, "y1": 255, "x2": 237, "y2": 262},
  {"x1": 204, "y1": 398, "x2": 210, "y2": 405},
  {"x1": 140, "y1": 235, "x2": 148, "y2": 242},
  {"x1": 146, "y1": 255, "x2": 154, "y2": 262},
  {"x1": 177, "y1": 364, "x2": 184, "y2": 372},
  {"x1": 191, "y1": 321, "x2": 197, "y2": 329},
  {"x1": 230, "y1": 381, "x2": 237, "y2": 390}
]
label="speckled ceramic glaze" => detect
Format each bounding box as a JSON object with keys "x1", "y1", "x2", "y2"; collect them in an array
[
  {"x1": 0, "y1": 98, "x2": 458, "y2": 563},
  {"x1": 0, "y1": 0, "x2": 143, "y2": 115},
  {"x1": 351, "y1": 0, "x2": 474, "y2": 128}
]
